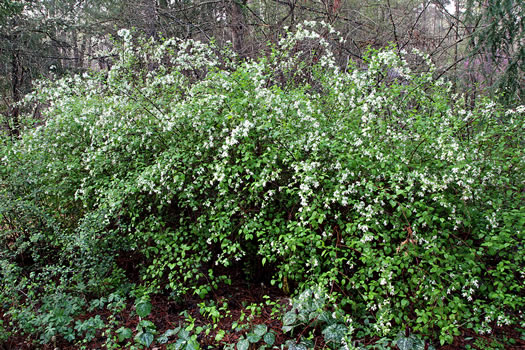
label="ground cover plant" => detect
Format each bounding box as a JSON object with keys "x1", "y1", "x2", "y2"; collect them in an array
[{"x1": 1, "y1": 22, "x2": 524, "y2": 349}]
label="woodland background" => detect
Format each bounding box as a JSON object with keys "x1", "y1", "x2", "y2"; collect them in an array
[{"x1": 1, "y1": 0, "x2": 524, "y2": 134}]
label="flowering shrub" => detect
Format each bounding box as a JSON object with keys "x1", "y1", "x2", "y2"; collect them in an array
[{"x1": 1, "y1": 22, "x2": 523, "y2": 345}]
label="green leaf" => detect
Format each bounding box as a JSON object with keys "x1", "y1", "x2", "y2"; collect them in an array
[
  {"x1": 283, "y1": 311, "x2": 297, "y2": 326},
  {"x1": 412, "y1": 337, "x2": 428, "y2": 350},
  {"x1": 116, "y1": 327, "x2": 133, "y2": 342},
  {"x1": 179, "y1": 329, "x2": 190, "y2": 340},
  {"x1": 237, "y1": 338, "x2": 250, "y2": 350},
  {"x1": 174, "y1": 338, "x2": 186, "y2": 349},
  {"x1": 136, "y1": 300, "x2": 152, "y2": 318},
  {"x1": 263, "y1": 331, "x2": 275, "y2": 346},
  {"x1": 318, "y1": 311, "x2": 333, "y2": 324},
  {"x1": 158, "y1": 328, "x2": 179, "y2": 344},
  {"x1": 165, "y1": 327, "x2": 180, "y2": 338},
  {"x1": 308, "y1": 311, "x2": 319, "y2": 321},
  {"x1": 282, "y1": 325, "x2": 295, "y2": 333},
  {"x1": 136, "y1": 331, "x2": 154, "y2": 347},
  {"x1": 286, "y1": 341, "x2": 308, "y2": 350},
  {"x1": 185, "y1": 338, "x2": 200, "y2": 350},
  {"x1": 247, "y1": 332, "x2": 261, "y2": 343},
  {"x1": 397, "y1": 337, "x2": 414, "y2": 350},
  {"x1": 253, "y1": 324, "x2": 268, "y2": 337},
  {"x1": 215, "y1": 329, "x2": 226, "y2": 342},
  {"x1": 64, "y1": 332, "x2": 76, "y2": 342},
  {"x1": 139, "y1": 319, "x2": 156, "y2": 332},
  {"x1": 322, "y1": 323, "x2": 347, "y2": 343}
]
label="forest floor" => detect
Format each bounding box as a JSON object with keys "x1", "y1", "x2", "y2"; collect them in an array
[{"x1": 2, "y1": 267, "x2": 524, "y2": 350}]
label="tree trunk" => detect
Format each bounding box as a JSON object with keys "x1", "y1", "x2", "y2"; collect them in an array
[
  {"x1": 453, "y1": 0, "x2": 459, "y2": 96},
  {"x1": 9, "y1": 50, "x2": 21, "y2": 137},
  {"x1": 230, "y1": 0, "x2": 247, "y2": 54}
]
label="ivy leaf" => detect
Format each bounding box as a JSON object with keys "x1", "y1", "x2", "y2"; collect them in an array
[
  {"x1": 164, "y1": 327, "x2": 180, "y2": 338},
  {"x1": 286, "y1": 340, "x2": 309, "y2": 350},
  {"x1": 136, "y1": 300, "x2": 152, "y2": 318},
  {"x1": 263, "y1": 332, "x2": 275, "y2": 346},
  {"x1": 282, "y1": 325, "x2": 295, "y2": 333},
  {"x1": 136, "y1": 331, "x2": 154, "y2": 347},
  {"x1": 397, "y1": 337, "x2": 414, "y2": 350},
  {"x1": 185, "y1": 339, "x2": 200, "y2": 350},
  {"x1": 139, "y1": 319, "x2": 156, "y2": 331},
  {"x1": 297, "y1": 311, "x2": 308, "y2": 323},
  {"x1": 157, "y1": 334, "x2": 169, "y2": 344},
  {"x1": 158, "y1": 327, "x2": 180, "y2": 344},
  {"x1": 283, "y1": 310, "x2": 297, "y2": 325},
  {"x1": 412, "y1": 336, "x2": 431, "y2": 350},
  {"x1": 246, "y1": 332, "x2": 261, "y2": 343},
  {"x1": 178, "y1": 329, "x2": 190, "y2": 340},
  {"x1": 174, "y1": 338, "x2": 186, "y2": 349},
  {"x1": 253, "y1": 324, "x2": 268, "y2": 337},
  {"x1": 116, "y1": 327, "x2": 133, "y2": 342},
  {"x1": 237, "y1": 338, "x2": 250, "y2": 350},
  {"x1": 308, "y1": 311, "x2": 320, "y2": 321},
  {"x1": 318, "y1": 311, "x2": 333, "y2": 324},
  {"x1": 322, "y1": 323, "x2": 347, "y2": 344}
]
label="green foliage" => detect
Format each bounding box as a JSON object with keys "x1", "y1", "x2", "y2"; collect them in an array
[
  {"x1": 136, "y1": 298, "x2": 152, "y2": 318},
  {"x1": 1, "y1": 22, "x2": 523, "y2": 347},
  {"x1": 285, "y1": 339, "x2": 313, "y2": 350},
  {"x1": 236, "y1": 323, "x2": 276, "y2": 349},
  {"x1": 0, "y1": 319, "x2": 10, "y2": 343},
  {"x1": 283, "y1": 286, "x2": 352, "y2": 349},
  {"x1": 74, "y1": 315, "x2": 105, "y2": 342},
  {"x1": 9, "y1": 292, "x2": 86, "y2": 344},
  {"x1": 395, "y1": 332, "x2": 435, "y2": 350},
  {"x1": 135, "y1": 319, "x2": 156, "y2": 347},
  {"x1": 198, "y1": 299, "x2": 230, "y2": 324},
  {"x1": 0, "y1": 0, "x2": 22, "y2": 23},
  {"x1": 166, "y1": 328, "x2": 200, "y2": 350},
  {"x1": 116, "y1": 326, "x2": 133, "y2": 343}
]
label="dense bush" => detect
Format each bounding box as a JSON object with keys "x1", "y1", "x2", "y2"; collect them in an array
[{"x1": 1, "y1": 22, "x2": 523, "y2": 346}]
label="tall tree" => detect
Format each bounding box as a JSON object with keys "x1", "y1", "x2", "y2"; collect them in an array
[
  {"x1": 0, "y1": 0, "x2": 24, "y2": 135},
  {"x1": 466, "y1": 0, "x2": 524, "y2": 104}
]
